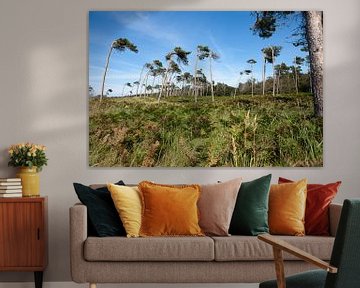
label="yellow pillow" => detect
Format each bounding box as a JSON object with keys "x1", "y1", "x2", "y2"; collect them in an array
[
  {"x1": 138, "y1": 181, "x2": 204, "y2": 237},
  {"x1": 107, "y1": 183, "x2": 142, "y2": 238},
  {"x1": 269, "y1": 179, "x2": 307, "y2": 236}
]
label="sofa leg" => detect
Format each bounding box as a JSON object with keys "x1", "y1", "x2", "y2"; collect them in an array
[{"x1": 89, "y1": 283, "x2": 96, "y2": 288}]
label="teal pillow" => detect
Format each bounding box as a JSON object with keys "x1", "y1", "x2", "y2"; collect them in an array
[{"x1": 229, "y1": 174, "x2": 272, "y2": 236}]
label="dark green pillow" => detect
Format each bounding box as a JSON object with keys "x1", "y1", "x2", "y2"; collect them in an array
[
  {"x1": 229, "y1": 174, "x2": 272, "y2": 236},
  {"x1": 73, "y1": 181, "x2": 126, "y2": 237}
]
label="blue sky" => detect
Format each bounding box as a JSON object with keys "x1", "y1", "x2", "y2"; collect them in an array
[{"x1": 89, "y1": 11, "x2": 308, "y2": 96}]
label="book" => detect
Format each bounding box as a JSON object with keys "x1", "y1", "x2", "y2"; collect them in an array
[
  {"x1": 0, "y1": 193, "x2": 22, "y2": 198},
  {"x1": 0, "y1": 178, "x2": 21, "y2": 182},
  {"x1": 0, "y1": 185, "x2": 22, "y2": 189},
  {"x1": 0, "y1": 182, "x2": 22, "y2": 186},
  {"x1": 0, "y1": 189, "x2": 22, "y2": 193}
]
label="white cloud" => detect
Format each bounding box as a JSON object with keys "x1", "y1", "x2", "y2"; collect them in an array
[{"x1": 112, "y1": 12, "x2": 181, "y2": 47}]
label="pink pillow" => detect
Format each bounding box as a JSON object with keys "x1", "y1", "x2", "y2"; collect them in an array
[{"x1": 198, "y1": 178, "x2": 242, "y2": 236}]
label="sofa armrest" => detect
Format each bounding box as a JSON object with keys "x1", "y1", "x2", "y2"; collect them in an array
[
  {"x1": 69, "y1": 203, "x2": 88, "y2": 283},
  {"x1": 329, "y1": 203, "x2": 342, "y2": 237}
]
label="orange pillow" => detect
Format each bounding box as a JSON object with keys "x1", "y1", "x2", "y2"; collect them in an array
[
  {"x1": 278, "y1": 177, "x2": 341, "y2": 236},
  {"x1": 269, "y1": 179, "x2": 307, "y2": 236},
  {"x1": 138, "y1": 181, "x2": 204, "y2": 237}
]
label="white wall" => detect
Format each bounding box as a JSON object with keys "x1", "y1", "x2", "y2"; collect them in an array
[{"x1": 0, "y1": 0, "x2": 359, "y2": 283}]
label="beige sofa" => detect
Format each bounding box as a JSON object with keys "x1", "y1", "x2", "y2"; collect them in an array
[{"x1": 70, "y1": 202, "x2": 342, "y2": 287}]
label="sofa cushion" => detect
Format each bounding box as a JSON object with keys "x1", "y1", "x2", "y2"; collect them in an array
[
  {"x1": 73, "y1": 181, "x2": 126, "y2": 237},
  {"x1": 84, "y1": 236, "x2": 214, "y2": 261},
  {"x1": 212, "y1": 236, "x2": 334, "y2": 261},
  {"x1": 269, "y1": 179, "x2": 307, "y2": 236},
  {"x1": 279, "y1": 177, "x2": 341, "y2": 236},
  {"x1": 108, "y1": 184, "x2": 142, "y2": 238},
  {"x1": 198, "y1": 178, "x2": 242, "y2": 236},
  {"x1": 229, "y1": 174, "x2": 271, "y2": 236},
  {"x1": 139, "y1": 181, "x2": 203, "y2": 237}
]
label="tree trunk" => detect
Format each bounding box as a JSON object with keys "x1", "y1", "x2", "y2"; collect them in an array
[
  {"x1": 209, "y1": 57, "x2": 215, "y2": 102},
  {"x1": 271, "y1": 48, "x2": 276, "y2": 96},
  {"x1": 251, "y1": 77, "x2": 254, "y2": 96},
  {"x1": 142, "y1": 73, "x2": 150, "y2": 97},
  {"x1": 122, "y1": 84, "x2": 126, "y2": 97},
  {"x1": 305, "y1": 11, "x2": 323, "y2": 117},
  {"x1": 158, "y1": 63, "x2": 169, "y2": 102},
  {"x1": 136, "y1": 65, "x2": 145, "y2": 96},
  {"x1": 193, "y1": 55, "x2": 199, "y2": 102},
  {"x1": 262, "y1": 55, "x2": 266, "y2": 95},
  {"x1": 100, "y1": 45, "x2": 113, "y2": 102},
  {"x1": 151, "y1": 76, "x2": 156, "y2": 97},
  {"x1": 294, "y1": 67, "x2": 299, "y2": 94},
  {"x1": 166, "y1": 73, "x2": 174, "y2": 97}
]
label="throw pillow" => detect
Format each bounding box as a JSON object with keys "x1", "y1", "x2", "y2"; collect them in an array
[
  {"x1": 73, "y1": 181, "x2": 126, "y2": 237},
  {"x1": 269, "y1": 179, "x2": 307, "y2": 236},
  {"x1": 138, "y1": 181, "x2": 203, "y2": 237},
  {"x1": 229, "y1": 174, "x2": 272, "y2": 236},
  {"x1": 107, "y1": 183, "x2": 142, "y2": 238},
  {"x1": 198, "y1": 178, "x2": 242, "y2": 236},
  {"x1": 279, "y1": 177, "x2": 341, "y2": 236}
]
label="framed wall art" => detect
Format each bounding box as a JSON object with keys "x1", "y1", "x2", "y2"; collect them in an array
[{"x1": 89, "y1": 11, "x2": 323, "y2": 167}]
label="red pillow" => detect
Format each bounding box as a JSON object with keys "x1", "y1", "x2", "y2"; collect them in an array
[{"x1": 278, "y1": 177, "x2": 341, "y2": 236}]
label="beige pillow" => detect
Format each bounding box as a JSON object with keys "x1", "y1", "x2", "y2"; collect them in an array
[{"x1": 198, "y1": 178, "x2": 242, "y2": 236}]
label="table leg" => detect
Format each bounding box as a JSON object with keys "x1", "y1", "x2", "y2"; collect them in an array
[{"x1": 34, "y1": 271, "x2": 43, "y2": 288}]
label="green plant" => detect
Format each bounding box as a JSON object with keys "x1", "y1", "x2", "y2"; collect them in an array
[
  {"x1": 8, "y1": 143, "x2": 48, "y2": 171},
  {"x1": 89, "y1": 93, "x2": 322, "y2": 167}
]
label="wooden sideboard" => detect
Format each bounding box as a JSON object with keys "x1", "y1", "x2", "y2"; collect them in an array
[{"x1": 0, "y1": 197, "x2": 48, "y2": 288}]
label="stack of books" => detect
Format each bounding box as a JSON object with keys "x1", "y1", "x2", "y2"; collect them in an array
[{"x1": 0, "y1": 178, "x2": 22, "y2": 197}]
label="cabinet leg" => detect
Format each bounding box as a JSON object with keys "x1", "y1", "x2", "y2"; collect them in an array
[{"x1": 34, "y1": 271, "x2": 43, "y2": 288}]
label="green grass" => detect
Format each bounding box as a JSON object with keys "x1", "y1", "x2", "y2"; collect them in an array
[{"x1": 89, "y1": 94, "x2": 323, "y2": 167}]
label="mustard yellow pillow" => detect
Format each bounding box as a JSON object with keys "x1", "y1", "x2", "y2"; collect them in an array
[
  {"x1": 269, "y1": 179, "x2": 307, "y2": 236},
  {"x1": 107, "y1": 183, "x2": 142, "y2": 238},
  {"x1": 138, "y1": 181, "x2": 204, "y2": 237}
]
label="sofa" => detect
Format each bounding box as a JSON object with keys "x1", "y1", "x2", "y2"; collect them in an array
[{"x1": 70, "y1": 200, "x2": 342, "y2": 287}]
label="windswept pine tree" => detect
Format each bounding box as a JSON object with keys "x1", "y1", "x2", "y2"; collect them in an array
[
  {"x1": 293, "y1": 56, "x2": 305, "y2": 94},
  {"x1": 136, "y1": 64, "x2": 147, "y2": 96},
  {"x1": 151, "y1": 60, "x2": 164, "y2": 93},
  {"x1": 133, "y1": 81, "x2": 140, "y2": 96},
  {"x1": 274, "y1": 63, "x2": 290, "y2": 94},
  {"x1": 270, "y1": 46, "x2": 282, "y2": 96},
  {"x1": 261, "y1": 47, "x2": 272, "y2": 95},
  {"x1": 141, "y1": 63, "x2": 154, "y2": 97},
  {"x1": 234, "y1": 71, "x2": 244, "y2": 98},
  {"x1": 100, "y1": 38, "x2": 138, "y2": 102},
  {"x1": 122, "y1": 82, "x2": 132, "y2": 96},
  {"x1": 183, "y1": 72, "x2": 193, "y2": 96},
  {"x1": 252, "y1": 11, "x2": 323, "y2": 116},
  {"x1": 158, "y1": 47, "x2": 191, "y2": 102},
  {"x1": 247, "y1": 59, "x2": 257, "y2": 96},
  {"x1": 192, "y1": 45, "x2": 219, "y2": 102},
  {"x1": 260, "y1": 46, "x2": 282, "y2": 96},
  {"x1": 208, "y1": 49, "x2": 220, "y2": 102},
  {"x1": 193, "y1": 45, "x2": 209, "y2": 102},
  {"x1": 166, "y1": 61, "x2": 181, "y2": 97}
]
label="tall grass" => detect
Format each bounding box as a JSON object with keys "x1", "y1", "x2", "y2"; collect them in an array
[{"x1": 89, "y1": 94, "x2": 322, "y2": 167}]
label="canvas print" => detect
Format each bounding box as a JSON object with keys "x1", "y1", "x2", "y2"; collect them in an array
[{"x1": 89, "y1": 11, "x2": 323, "y2": 167}]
